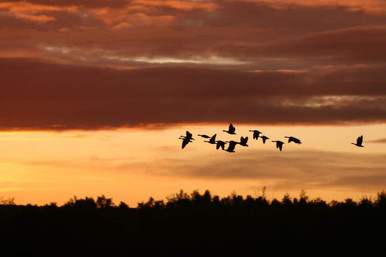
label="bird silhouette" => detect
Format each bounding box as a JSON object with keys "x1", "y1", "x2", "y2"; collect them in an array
[
  {"x1": 179, "y1": 131, "x2": 194, "y2": 149},
  {"x1": 205, "y1": 134, "x2": 217, "y2": 144},
  {"x1": 260, "y1": 135, "x2": 269, "y2": 144},
  {"x1": 216, "y1": 140, "x2": 226, "y2": 150},
  {"x1": 285, "y1": 136, "x2": 302, "y2": 144},
  {"x1": 223, "y1": 123, "x2": 236, "y2": 135},
  {"x1": 352, "y1": 135, "x2": 364, "y2": 147},
  {"x1": 181, "y1": 138, "x2": 193, "y2": 149},
  {"x1": 198, "y1": 134, "x2": 211, "y2": 139},
  {"x1": 224, "y1": 140, "x2": 238, "y2": 153},
  {"x1": 249, "y1": 130, "x2": 262, "y2": 140},
  {"x1": 239, "y1": 136, "x2": 249, "y2": 147},
  {"x1": 179, "y1": 131, "x2": 193, "y2": 139},
  {"x1": 272, "y1": 140, "x2": 284, "y2": 151}
]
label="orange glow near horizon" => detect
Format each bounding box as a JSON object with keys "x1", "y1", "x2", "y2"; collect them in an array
[{"x1": 1, "y1": 124, "x2": 385, "y2": 206}]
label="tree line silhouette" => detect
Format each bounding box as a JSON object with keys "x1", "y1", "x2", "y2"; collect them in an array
[{"x1": 0, "y1": 190, "x2": 384, "y2": 256}]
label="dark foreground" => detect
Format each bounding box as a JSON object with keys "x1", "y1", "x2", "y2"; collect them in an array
[{"x1": 0, "y1": 190, "x2": 385, "y2": 256}]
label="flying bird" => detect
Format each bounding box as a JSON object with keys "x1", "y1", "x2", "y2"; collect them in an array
[
  {"x1": 224, "y1": 141, "x2": 238, "y2": 153},
  {"x1": 216, "y1": 140, "x2": 226, "y2": 150},
  {"x1": 239, "y1": 136, "x2": 249, "y2": 147},
  {"x1": 249, "y1": 130, "x2": 262, "y2": 140},
  {"x1": 179, "y1": 131, "x2": 193, "y2": 139},
  {"x1": 285, "y1": 136, "x2": 302, "y2": 144},
  {"x1": 181, "y1": 138, "x2": 193, "y2": 149},
  {"x1": 205, "y1": 134, "x2": 217, "y2": 144},
  {"x1": 197, "y1": 134, "x2": 211, "y2": 139},
  {"x1": 179, "y1": 131, "x2": 194, "y2": 149},
  {"x1": 272, "y1": 140, "x2": 284, "y2": 151},
  {"x1": 352, "y1": 135, "x2": 364, "y2": 147},
  {"x1": 223, "y1": 123, "x2": 236, "y2": 135},
  {"x1": 260, "y1": 135, "x2": 269, "y2": 144}
]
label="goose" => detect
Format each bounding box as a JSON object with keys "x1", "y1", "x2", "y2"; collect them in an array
[
  {"x1": 179, "y1": 131, "x2": 194, "y2": 140},
  {"x1": 260, "y1": 135, "x2": 269, "y2": 144},
  {"x1": 179, "y1": 131, "x2": 194, "y2": 149},
  {"x1": 285, "y1": 136, "x2": 302, "y2": 144},
  {"x1": 239, "y1": 136, "x2": 249, "y2": 147},
  {"x1": 223, "y1": 123, "x2": 236, "y2": 135},
  {"x1": 216, "y1": 140, "x2": 226, "y2": 150},
  {"x1": 181, "y1": 137, "x2": 193, "y2": 149},
  {"x1": 205, "y1": 134, "x2": 217, "y2": 144},
  {"x1": 224, "y1": 141, "x2": 238, "y2": 153},
  {"x1": 352, "y1": 135, "x2": 364, "y2": 147},
  {"x1": 272, "y1": 140, "x2": 284, "y2": 151},
  {"x1": 249, "y1": 130, "x2": 262, "y2": 140}
]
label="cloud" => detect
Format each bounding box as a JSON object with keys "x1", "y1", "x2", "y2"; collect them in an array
[
  {"x1": 256, "y1": 0, "x2": 386, "y2": 14},
  {"x1": 0, "y1": 1, "x2": 127, "y2": 8},
  {"x1": 368, "y1": 138, "x2": 386, "y2": 143},
  {"x1": 1, "y1": 0, "x2": 386, "y2": 67},
  {"x1": 1, "y1": 58, "x2": 386, "y2": 130},
  {"x1": 132, "y1": 149, "x2": 386, "y2": 191},
  {"x1": 19, "y1": 147, "x2": 385, "y2": 192},
  {"x1": 0, "y1": 2, "x2": 78, "y2": 23},
  {"x1": 1, "y1": 1, "x2": 386, "y2": 130},
  {"x1": 258, "y1": 26, "x2": 386, "y2": 63}
]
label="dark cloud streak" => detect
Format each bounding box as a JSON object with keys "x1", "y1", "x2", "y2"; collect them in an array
[{"x1": 1, "y1": 58, "x2": 386, "y2": 130}]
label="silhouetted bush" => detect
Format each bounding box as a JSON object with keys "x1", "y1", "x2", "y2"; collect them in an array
[
  {"x1": 118, "y1": 201, "x2": 129, "y2": 209},
  {"x1": 376, "y1": 191, "x2": 386, "y2": 208},
  {"x1": 96, "y1": 195, "x2": 114, "y2": 208},
  {"x1": 0, "y1": 197, "x2": 16, "y2": 205}
]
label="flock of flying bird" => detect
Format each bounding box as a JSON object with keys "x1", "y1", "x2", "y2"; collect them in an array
[{"x1": 179, "y1": 124, "x2": 365, "y2": 152}]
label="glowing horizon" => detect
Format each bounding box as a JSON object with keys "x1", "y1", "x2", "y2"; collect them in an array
[{"x1": 1, "y1": 124, "x2": 385, "y2": 206}]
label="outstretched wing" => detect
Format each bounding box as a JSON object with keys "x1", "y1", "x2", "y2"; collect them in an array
[
  {"x1": 182, "y1": 138, "x2": 192, "y2": 149},
  {"x1": 228, "y1": 123, "x2": 236, "y2": 133},
  {"x1": 357, "y1": 136, "x2": 363, "y2": 145},
  {"x1": 279, "y1": 143, "x2": 283, "y2": 151},
  {"x1": 186, "y1": 131, "x2": 192, "y2": 138},
  {"x1": 216, "y1": 141, "x2": 225, "y2": 150},
  {"x1": 227, "y1": 141, "x2": 237, "y2": 152},
  {"x1": 182, "y1": 139, "x2": 188, "y2": 149},
  {"x1": 210, "y1": 134, "x2": 217, "y2": 143},
  {"x1": 253, "y1": 131, "x2": 259, "y2": 140},
  {"x1": 288, "y1": 137, "x2": 294, "y2": 143}
]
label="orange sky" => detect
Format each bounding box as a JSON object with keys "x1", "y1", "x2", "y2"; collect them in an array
[{"x1": 0, "y1": 0, "x2": 385, "y2": 205}]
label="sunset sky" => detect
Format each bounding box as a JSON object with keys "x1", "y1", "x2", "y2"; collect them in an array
[{"x1": 0, "y1": 0, "x2": 385, "y2": 206}]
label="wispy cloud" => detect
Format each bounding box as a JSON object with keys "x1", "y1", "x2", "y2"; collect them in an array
[
  {"x1": 368, "y1": 138, "x2": 386, "y2": 143},
  {"x1": 137, "y1": 150, "x2": 386, "y2": 191}
]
